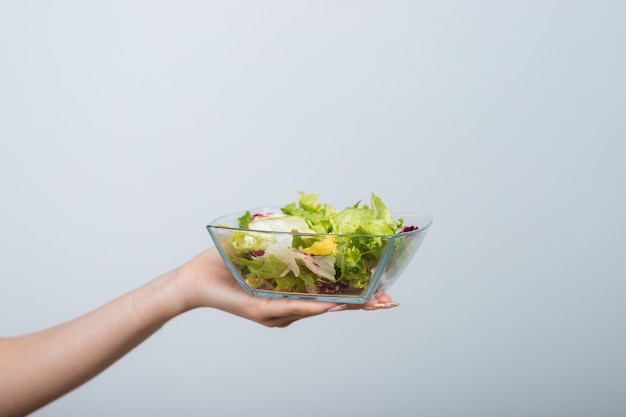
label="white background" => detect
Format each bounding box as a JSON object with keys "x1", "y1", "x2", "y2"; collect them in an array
[{"x1": 1, "y1": 1, "x2": 624, "y2": 416}]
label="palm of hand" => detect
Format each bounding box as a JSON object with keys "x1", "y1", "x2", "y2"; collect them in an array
[{"x1": 178, "y1": 248, "x2": 398, "y2": 327}]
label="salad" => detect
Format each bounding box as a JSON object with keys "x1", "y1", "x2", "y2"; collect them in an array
[{"x1": 225, "y1": 192, "x2": 418, "y2": 295}]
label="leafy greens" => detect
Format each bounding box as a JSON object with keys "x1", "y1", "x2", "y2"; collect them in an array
[{"x1": 226, "y1": 192, "x2": 413, "y2": 294}]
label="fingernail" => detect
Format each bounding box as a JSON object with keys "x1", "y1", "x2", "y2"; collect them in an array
[
  {"x1": 327, "y1": 304, "x2": 348, "y2": 312},
  {"x1": 362, "y1": 302, "x2": 400, "y2": 311}
]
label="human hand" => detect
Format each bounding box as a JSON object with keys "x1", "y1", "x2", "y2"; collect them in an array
[{"x1": 175, "y1": 248, "x2": 399, "y2": 327}]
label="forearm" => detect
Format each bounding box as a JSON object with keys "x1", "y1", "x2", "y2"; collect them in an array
[{"x1": 0, "y1": 269, "x2": 188, "y2": 417}]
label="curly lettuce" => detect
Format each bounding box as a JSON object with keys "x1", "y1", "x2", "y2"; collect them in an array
[{"x1": 226, "y1": 192, "x2": 411, "y2": 294}]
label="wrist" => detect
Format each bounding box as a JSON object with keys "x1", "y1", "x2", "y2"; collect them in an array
[
  {"x1": 170, "y1": 248, "x2": 228, "y2": 311},
  {"x1": 127, "y1": 268, "x2": 193, "y2": 328}
]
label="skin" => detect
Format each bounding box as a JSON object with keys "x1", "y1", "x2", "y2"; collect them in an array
[{"x1": 0, "y1": 247, "x2": 398, "y2": 417}]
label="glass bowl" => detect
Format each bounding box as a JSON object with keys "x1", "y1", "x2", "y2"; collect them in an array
[{"x1": 206, "y1": 208, "x2": 433, "y2": 304}]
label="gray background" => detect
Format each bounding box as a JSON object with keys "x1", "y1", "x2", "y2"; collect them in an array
[{"x1": 1, "y1": 1, "x2": 624, "y2": 416}]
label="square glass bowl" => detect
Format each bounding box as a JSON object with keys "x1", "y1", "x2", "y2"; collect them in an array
[{"x1": 207, "y1": 208, "x2": 432, "y2": 304}]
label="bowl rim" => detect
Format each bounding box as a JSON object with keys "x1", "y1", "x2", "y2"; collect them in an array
[{"x1": 206, "y1": 207, "x2": 433, "y2": 238}]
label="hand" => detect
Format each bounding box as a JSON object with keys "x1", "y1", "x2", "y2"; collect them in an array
[{"x1": 175, "y1": 248, "x2": 399, "y2": 328}]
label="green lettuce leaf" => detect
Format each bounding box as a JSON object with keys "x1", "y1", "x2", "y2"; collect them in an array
[
  {"x1": 227, "y1": 192, "x2": 404, "y2": 293},
  {"x1": 238, "y1": 211, "x2": 253, "y2": 228},
  {"x1": 281, "y1": 192, "x2": 335, "y2": 233},
  {"x1": 227, "y1": 230, "x2": 270, "y2": 255},
  {"x1": 226, "y1": 253, "x2": 287, "y2": 279}
]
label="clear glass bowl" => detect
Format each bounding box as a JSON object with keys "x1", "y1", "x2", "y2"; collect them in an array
[{"x1": 206, "y1": 208, "x2": 433, "y2": 304}]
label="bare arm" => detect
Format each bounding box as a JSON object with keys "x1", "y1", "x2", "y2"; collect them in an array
[{"x1": 0, "y1": 248, "x2": 398, "y2": 417}]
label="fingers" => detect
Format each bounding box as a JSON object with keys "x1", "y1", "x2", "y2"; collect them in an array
[
  {"x1": 360, "y1": 301, "x2": 400, "y2": 311},
  {"x1": 248, "y1": 298, "x2": 331, "y2": 327},
  {"x1": 342, "y1": 301, "x2": 399, "y2": 311},
  {"x1": 327, "y1": 293, "x2": 400, "y2": 312},
  {"x1": 263, "y1": 299, "x2": 334, "y2": 318},
  {"x1": 257, "y1": 295, "x2": 401, "y2": 327},
  {"x1": 267, "y1": 316, "x2": 307, "y2": 328},
  {"x1": 361, "y1": 292, "x2": 399, "y2": 310},
  {"x1": 372, "y1": 292, "x2": 394, "y2": 304}
]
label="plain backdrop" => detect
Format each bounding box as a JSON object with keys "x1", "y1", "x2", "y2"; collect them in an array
[{"x1": 1, "y1": 1, "x2": 624, "y2": 416}]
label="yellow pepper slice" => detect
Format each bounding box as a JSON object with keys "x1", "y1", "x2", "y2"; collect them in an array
[{"x1": 299, "y1": 235, "x2": 337, "y2": 256}]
